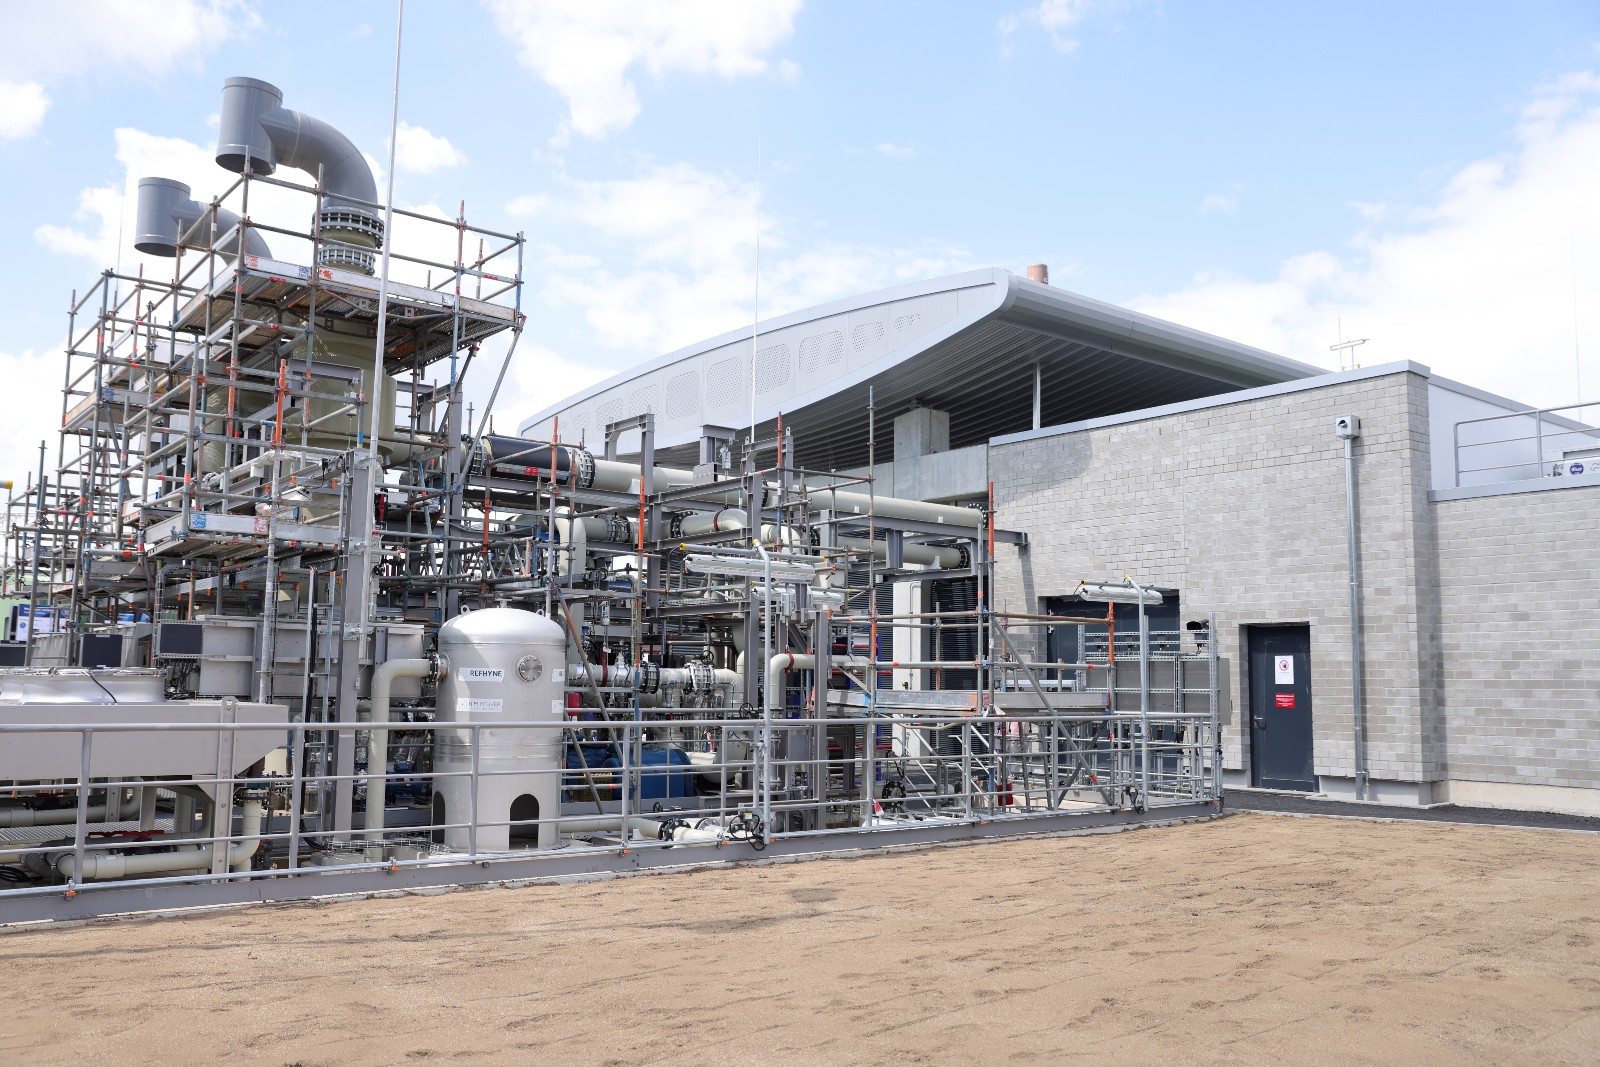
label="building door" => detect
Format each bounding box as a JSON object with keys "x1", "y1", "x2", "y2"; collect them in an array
[{"x1": 1247, "y1": 625, "x2": 1315, "y2": 791}]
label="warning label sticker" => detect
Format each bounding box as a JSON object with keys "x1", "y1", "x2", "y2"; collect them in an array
[
  {"x1": 456, "y1": 698, "x2": 504, "y2": 713},
  {"x1": 1274, "y1": 656, "x2": 1294, "y2": 684},
  {"x1": 1275, "y1": 693, "x2": 1296, "y2": 709}
]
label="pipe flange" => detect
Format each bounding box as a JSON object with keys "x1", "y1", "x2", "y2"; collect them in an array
[
  {"x1": 636, "y1": 661, "x2": 661, "y2": 695},
  {"x1": 957, "y1": 545, "x2": 972, "y2": 568},
  {"x1": 318, "y1": 208, "x2": 384, "y2": 242},
  {"x1": 667, "y1": 513, "x2": 685, "y2": 540},
  {"x1": 318, "y1": 244, "x2": 376, "y2": 274},
  {"x1": 569, "y1": 446, "x2": 595, "y2": 490},
  {"x1": 606, "y1": 515, "x2": 632, "y2": 544},
  {"x1": 686, "y1": 660, "x2": 714, "y2": 693}
]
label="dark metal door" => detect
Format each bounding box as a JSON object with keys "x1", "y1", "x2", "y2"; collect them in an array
[{"x1": 1248, "y1": 625, "x2": 1315, "y2": 791}]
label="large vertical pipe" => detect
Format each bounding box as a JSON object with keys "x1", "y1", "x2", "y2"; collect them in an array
[
  {"x1": 1344, "y1": 434, "x2": 1366, "y2": 800},
  {"x1": 365, "y1": 656, "x2": 435, "y2": 841},
  {"x1": 1127, "y1": 576, "x2": 1152, "y2": 811}
]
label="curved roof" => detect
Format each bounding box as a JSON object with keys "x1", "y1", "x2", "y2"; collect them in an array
[{"x1": 520, "y1": 268, "x2": 1323, "y2": 469}]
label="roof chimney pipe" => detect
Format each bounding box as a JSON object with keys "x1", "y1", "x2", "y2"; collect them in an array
[
  {"x1": 215, "y1": 76, "x2": 382, "y2": 273},
  {"x1": 1026, "y1": 263, "x2": 1049, "y2": 285}
]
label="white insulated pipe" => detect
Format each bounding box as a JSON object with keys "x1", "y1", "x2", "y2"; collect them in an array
[
  {"x1": 583, "y1": 456, "x2": 981, "y2": 528},
  {"x1": 565, "y1": 661, "x2": 740, "y2": 694},
  {"x1": 765, "y1": 652, "x2": 870, "y2": 700},
  {"x1": 558, "y1": 504, "x2": 962, "y2": 573},
  {"x1": 838, "y1": 536, "x2": 964, "y2": 569},
  {"x1": 0, "y1": 804, "x2": 114, "y2": 828},
  {"x1": 54, "y1": 798, "x2": 264, "y2": 881},
  {"x1": 366, "y1": 657, "x2": 437, "y2": 838},
  {"x1": 554, "y1": 814, "x2": 724, "y2": 842}
]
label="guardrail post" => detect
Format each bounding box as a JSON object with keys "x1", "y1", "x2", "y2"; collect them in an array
[
  {"x1": 468, "y1": 723, "x2": 481, "y2": 858},
  {"x1": 288, "y1": 722, "x2": 305, "y2": 870},
  {"x1": 70, "y1": 728, "x2": 92, "y2": 891}
]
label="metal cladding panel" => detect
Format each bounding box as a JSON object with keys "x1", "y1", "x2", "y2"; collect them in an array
[
  {"x1": 0, "y1": 701, "x2": 287, "y2": 780},
  {"x1": 520, "y1": 271, "x2": 1005, "y2": 450},
  {"x1": 519, "y1": 268, "x2": 1320, "y2": 471}
]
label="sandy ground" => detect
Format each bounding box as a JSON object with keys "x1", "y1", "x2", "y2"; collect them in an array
[{"x1": 2, "y1": 812, "x2": 1599, "y2": 1066}]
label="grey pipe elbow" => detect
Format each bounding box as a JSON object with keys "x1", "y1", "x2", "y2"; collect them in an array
[
  {"x1": 134, "y1": 176, "x2": 272, "y2": 259},
  {"x1": 216, "y1": 75, "x2": 376, "y2": 204},
  {"x1": 215, "y1": 75, "x2": 382, "y2": 271}
]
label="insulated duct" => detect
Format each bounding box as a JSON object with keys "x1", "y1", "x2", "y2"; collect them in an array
[
  {"x1": 215, "y1": 76, "x2": 382, "y2": 273},
  {"x1": 134, "y1": 177, "x2": 272, "y2": 259},
  {"x1": 471, "y1": 435, "x2": 983, "y2": 529}
]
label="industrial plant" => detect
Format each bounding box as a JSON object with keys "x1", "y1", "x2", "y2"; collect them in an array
[{"x1": 0, "y1": 75, "x2": 1594, "y2": 925}]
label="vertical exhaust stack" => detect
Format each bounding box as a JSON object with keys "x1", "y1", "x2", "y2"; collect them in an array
[
  {"x1": 215, "y1": 76, "x2": 382, "y2": 274},
  {"x1": 1027, "y1": 263, "x2": 1049, "y2": 285},
  {"x1": 133, "y1": 177, "x2": 271, "y2": 259}
]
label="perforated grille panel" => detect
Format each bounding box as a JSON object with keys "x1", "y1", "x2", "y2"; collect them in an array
[
  {"x1": 798, "y1": 330, "x2": 844, "y2": 373},
  {"x1": 852, "y1": 321, "x2": 885, "y2": 351},
  {"x1": 754, "y1": 344, "x2": 791, "y2": 393},
  {"x1": 629, "y1": 385, "x2": 660, "y2": 416},
  {"x1": 596, "y1": 398, "x2": 625, "y2": 431},
  {"x1": 666, "y1": 371, "x2": 700, "y2": 418},
  {"x1": 893, "y1": 313, "x2": 921, "y2": 333},
  {"x1": 705, "y1": 356, "x2": 745, "y2": 408},
  {"x1": 558, "y1": 410, "x2": 589, "y2": 444}
]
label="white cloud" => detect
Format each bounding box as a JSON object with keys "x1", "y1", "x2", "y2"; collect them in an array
[
  {"x1": 877, "y1": 143, "x2": 915, "y2": 159},
  {"x1": 0, "y1": 81, "x2": 50, "y2": 142},
  {"x1": 506, "y1": 193, "x2": 553, "y2": 216},
  {"x1": 1200, "y1": 192, "x2": 1238, "y2": 215},
  {"x1": 483, "y1": 0, "x2": 802, "y2": 138},
  {"x1": 35, "y1": 128, "x2": 222, "y2": 266},
  {"x1": 1130, "y1": 70, "x2": 1600, "y2": 409},
  {"x1": 0, "y1": 350, "x2": 63, "y2": 492},
  {"x1": 4, "y1": 0, "x2": 258, "y2": 83},
  {"x1": 0, "y1": 1, "x2": 256, "y2": 142},
  {"x1": 394, "y1": 121, "x2": 465, "y2": 174},
  {"x1": 490, "y1": 341, "x2": 613, "y2": 441},
  {"x1": 532, "y1": 162, "x2": 972, "y2": 357},
  {"x1": 1000, "y1": 0, "x2": 1101, "y2": 54}
]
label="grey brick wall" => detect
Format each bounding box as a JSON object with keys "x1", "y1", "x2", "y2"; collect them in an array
[
  {"x1": 1431, "y1": 487, "x2": 1600, "y2": 788},
  {"x1": 991, "y1": 370, "x2": 1438, "y2": 784}
]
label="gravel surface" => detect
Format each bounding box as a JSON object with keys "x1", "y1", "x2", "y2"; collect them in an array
[{"x1": 4, "y1": 812, "x2": 1599, "y2": 1065}]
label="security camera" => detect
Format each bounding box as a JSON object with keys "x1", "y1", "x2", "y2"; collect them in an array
[{"x1": 1334, "y1": 415, "x2": 1361, "y2": 439}]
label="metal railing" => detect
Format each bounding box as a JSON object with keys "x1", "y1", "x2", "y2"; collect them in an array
[
  {"x1": 0, "y1": 697, "x2": 1221, "y2": 911},
  {"x1": 1452, "y1": 401, "x2": 1600, "y2": 488}
]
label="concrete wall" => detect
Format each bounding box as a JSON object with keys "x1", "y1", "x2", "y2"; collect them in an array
[
  {"x1": 1432, "y1": 485, "x2": 1600, "y2": 796},
  {"x1": 987, "y1": 364, "x2": 1600, "y2": 812},
  {"x1": 990, "y1": 369, "x2": 1439, "y2": 797}
]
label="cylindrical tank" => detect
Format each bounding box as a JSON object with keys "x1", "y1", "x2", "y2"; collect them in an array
[
  {"x1": 199, "y1": 330, "x2": 400, "y2": 474},
  {"x1": 433, "y1": 608, "x2": 566, "y2": 852}
]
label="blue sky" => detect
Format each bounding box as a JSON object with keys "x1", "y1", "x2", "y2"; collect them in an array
[{"x1": 2, "y1": 0, "x2": 1598, "y2": 483}]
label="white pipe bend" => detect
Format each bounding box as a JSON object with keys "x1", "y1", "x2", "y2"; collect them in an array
[
  {"x1": 55, "y1": 799, "x2": 264, "y2": 881},
  {"x1": 367, "y1": 657, "x2": 437, "y2": 837},
  {"x1": 765, "y1": 652, "x2": 870, "y2": 702}
]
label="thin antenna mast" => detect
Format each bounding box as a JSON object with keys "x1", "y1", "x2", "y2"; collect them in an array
[
  {"x1": 368, "y1": 0, "x2": 404, "y2": 466},
  {"x1": 1573, "y1": 233, "x2": 1583, "y2": 408},
  {"x1": 749, "y1": 133, "x2": 761, "y2": 449}
]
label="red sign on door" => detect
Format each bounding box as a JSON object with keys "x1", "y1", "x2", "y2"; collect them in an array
[{"x1": 1275, "y1": 693, "x2": 1296, "y2": 709}]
